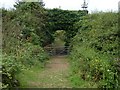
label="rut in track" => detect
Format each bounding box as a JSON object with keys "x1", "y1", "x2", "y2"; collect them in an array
[{"x1": 28, "y1": 55, "x2": 71, "y2": 88}]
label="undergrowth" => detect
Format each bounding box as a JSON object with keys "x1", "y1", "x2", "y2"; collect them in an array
[
  {"x1": 69, "y1": 12, "x2": 119, "y2": 88},
  {"x1": 2, "y1": 43, "x2": 49, "y2": 88},
  {"x1": 15, "y1": 65, "x2": 44, "y2": 87}
]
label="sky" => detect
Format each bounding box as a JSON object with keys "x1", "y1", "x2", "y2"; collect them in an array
[{"x1": 0, "y1": 0, "x2": 120, "y2": 13}]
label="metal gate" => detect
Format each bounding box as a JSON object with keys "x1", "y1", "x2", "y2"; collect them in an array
[{"x1": 44, "y1": 46, "x2": 69, "y2": 56}]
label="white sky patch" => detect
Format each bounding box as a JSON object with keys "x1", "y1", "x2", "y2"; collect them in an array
[
  {"x1": 43, "y1": 0, "x2": 119, "y2": 12},
  {"x1": 0, "y1": 0, "x2": 16, "y2": 9},
  {"x1": 88, "y1": 0, "x2": 119, "y2": 12},
  {"x1": 0, "y1": 0, "x2": 119, "y2": 12},
  {"x1": 43, "y1": 0, "x2": 85, "y2": 10}
]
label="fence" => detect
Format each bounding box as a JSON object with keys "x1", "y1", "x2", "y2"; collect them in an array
[{"x1": 44, "y1": 46, "x2": 69, "y2": 56}]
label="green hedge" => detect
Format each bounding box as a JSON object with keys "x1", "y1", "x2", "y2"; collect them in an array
[
  {"x1": 70, "y1": 12, "x2": 119, "y2": 88},
  {"x1": 2, "y1": 1, "x2": 49, "y2": 87}
]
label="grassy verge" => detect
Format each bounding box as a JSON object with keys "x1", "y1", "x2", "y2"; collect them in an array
[
  {"x1": 69, "y1": 74, "x2": 98, "y2": 88},
  {"x1": 15, "y1": 65, "x2": 44, "y2": 87}
]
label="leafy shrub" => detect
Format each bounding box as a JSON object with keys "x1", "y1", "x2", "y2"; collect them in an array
[
  {"x1": 46, "y1": 9, "x2": 88, "y2": 46},
  {"x1": 2, "y1": 54, "x2": 23, "y2": 87},
  {"x1": 18, "y1": 43, "x2": 49, "y2": 67},
  {"x1": 70, "y1": 12, "x2": 119, "y2": 88},
  {"x1": 2, "y1": 1, "x2": 49, "y2": 88},
  {"x1": 2, "y1": 43, "x2": 49, "y2": 88}
]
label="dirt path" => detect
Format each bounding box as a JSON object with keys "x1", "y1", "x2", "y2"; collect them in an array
[{"x1": 28, "y1": 55, "x2": 71, "y2": 88}]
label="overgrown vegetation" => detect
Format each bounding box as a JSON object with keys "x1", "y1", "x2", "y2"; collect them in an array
[
  {"x1": 69, "y1": 12, "x2": 119, "y2": 88},
  {"x1": 2, "y1": 1, "x2": 49, "y2": 88},
  {"x1": 2, "y1": 1, "x2": 86, "y2": 88},
  {"x1": 1, "y1": 0, "x2": 119, "y2": 89},
  {"x1": 45, "y1": 9, "x2": 88, "y2": 46}
]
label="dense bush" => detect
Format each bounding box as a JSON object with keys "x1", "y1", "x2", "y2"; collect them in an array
[
  {"x1": 16, "y1": 43, "x2": 49, "y2": 67},
  {"x1": 70, "y1": 12, "x2": 119, "y2": 88},
  {"x1": 14, "y1": 1, "x2": 48, "y2": 46},
  {"x1": 2, "y1": 54, "x2": 23, "y2": 87},
  {"x1": 46, "y1": 9, "x2": 88, "y2": 46},
  {"x1": 2, "y1": 1, "x2": 49, "y2": 88},
  {"x1": 2, "y1": 43, "x2": 49, "y2": 88}
]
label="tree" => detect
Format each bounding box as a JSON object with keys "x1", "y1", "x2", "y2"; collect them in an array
[{"x1": 14, "y1": 1, "x2": 47, "y2": 45}]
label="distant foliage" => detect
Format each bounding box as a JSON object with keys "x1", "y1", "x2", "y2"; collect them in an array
[
  {"x1": 70, "y1": 12, "x2": 119, "y2": 88},
  {"x1": 46, "y1": 9, "x2": 88, "y2": 46}
]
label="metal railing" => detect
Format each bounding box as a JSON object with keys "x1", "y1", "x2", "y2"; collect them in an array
[{"x1": 44, "y1": 46, "x2": 69, "y2": 56}]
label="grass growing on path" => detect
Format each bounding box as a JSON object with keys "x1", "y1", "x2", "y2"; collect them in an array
[
  {"x1": 16, "y1": 55, "x2": 72, "y2": 88},
  {"x1": 16, "y1": 65, "x2": 44, "y2": 87}
]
